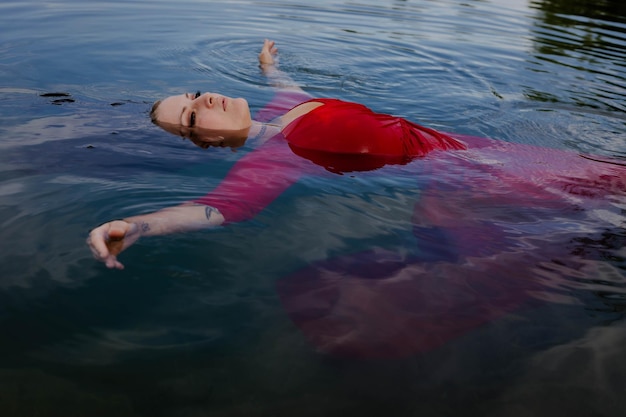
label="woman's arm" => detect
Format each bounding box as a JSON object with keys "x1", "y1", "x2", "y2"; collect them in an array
[
  {"x1": 87, "y1": 203, "x2": 224, "y2": 269},
  {"x1": 258, "y1": 39, "x2": 306, "y2": 93},
  {"x1": 87, "y1": 40, "x2": 311, "y2": 269}
]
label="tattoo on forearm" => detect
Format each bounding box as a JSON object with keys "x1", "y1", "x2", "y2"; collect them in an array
[{"x1": 140, "y1": 222, "x2": 150, "y2": 234}]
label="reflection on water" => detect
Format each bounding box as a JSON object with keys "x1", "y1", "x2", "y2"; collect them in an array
[
  {"x1": 0, "y1": 0, "x2": 625, "y2": 416},
  {"x1": 528, "y1": 0, "x2": 626, "y2": 114}
]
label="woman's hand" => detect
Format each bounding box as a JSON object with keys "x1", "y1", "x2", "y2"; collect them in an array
[
  {"x1": 259, "y1": 39, "x2": 278, "y2": 67},
  {"x1": 257, "y1": 39, "x2": 307, "y2": 93},
  {"x1": 87, "y1": 220, "x2": 141, "y2": 270},
  {"x1": 86, "y1": 204, "x2": 225, "y2": 269}
]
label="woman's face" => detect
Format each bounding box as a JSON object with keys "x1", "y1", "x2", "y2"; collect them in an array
[{"x1": 155, "y1": 91, "x2": 252, "y2": 132}]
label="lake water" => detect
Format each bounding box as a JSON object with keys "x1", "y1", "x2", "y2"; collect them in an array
[{"x1": 1, "y1": 0, "x2": 625, "y2": 416}]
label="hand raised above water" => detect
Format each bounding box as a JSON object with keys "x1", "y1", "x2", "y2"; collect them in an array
[{"x1": 259, "y1": 39, "x2": 278, "y2": 66}]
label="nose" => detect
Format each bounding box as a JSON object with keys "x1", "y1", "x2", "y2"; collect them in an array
[{"x1": 200, "y1": 93, "x2": 219, "y2": 108}]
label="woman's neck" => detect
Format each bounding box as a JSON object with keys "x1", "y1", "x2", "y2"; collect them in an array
[{"x1": 247, "y1": 121, "x2": 282, "y2": 145}]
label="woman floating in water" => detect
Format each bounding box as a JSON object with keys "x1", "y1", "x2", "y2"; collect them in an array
[
  {"x1": 88, "y1": 39, "x2": 470, "y2": 268},
  {"x1": 88, "y1": 40, "x2": 625, "y2": 358}
]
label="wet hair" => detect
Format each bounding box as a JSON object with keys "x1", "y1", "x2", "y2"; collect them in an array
[{"x1": 150, "y1": 100, "x2": 162, "y2": 124}]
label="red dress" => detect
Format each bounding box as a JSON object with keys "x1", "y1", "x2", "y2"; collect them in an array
[
  {"x1": 284, "y1": 98, "x2": 466, "y2": 159},
  {"x1": 195, "y1": 92, "x2": 466, "y2": 222},
  {"x1": 195, "y1": 91, "x2": 626, "y2": 358}
]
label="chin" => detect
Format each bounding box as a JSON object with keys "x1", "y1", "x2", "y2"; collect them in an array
[
  {"x1": 239, "y1": 97, "x2": 250, "y2": 112},
  {"x1": 238, "y1": 98, "x2": 252, "y2": 124}
]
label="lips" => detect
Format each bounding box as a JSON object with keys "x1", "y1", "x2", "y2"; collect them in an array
[{"x1": 222, "y1": 97, "x2": 227, "y2": 111}]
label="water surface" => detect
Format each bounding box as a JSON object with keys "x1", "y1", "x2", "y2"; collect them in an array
[{"x1": 1, "y1": 0, "x2": 625, "y2": 416}]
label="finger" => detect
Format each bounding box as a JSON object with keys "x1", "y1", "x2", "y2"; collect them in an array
[
  {"x1": 263, "y1": 39, "x2": 275, "y2": 50},
  {"x1": 105, "y1": 256, "x2": 124, "y2": 270},
  {"x1": 87, "y1": 229, "x2": 110, "y2": 260}
]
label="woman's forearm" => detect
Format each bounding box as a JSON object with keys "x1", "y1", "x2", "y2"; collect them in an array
[
  {"x1": 258, "y1": 39, "x2": 305, "y2": 92},
  {"x1": 261, "y1": 63, "x2": 305, "y2": 92},
  {"x1": 123, "y1": 203, "x2": 225, "y2": 237}
]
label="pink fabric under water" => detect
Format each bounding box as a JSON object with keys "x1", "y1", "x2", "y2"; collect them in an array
[{"x1": 196, "y1": 91, "x2": 625, "y2": 358}]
